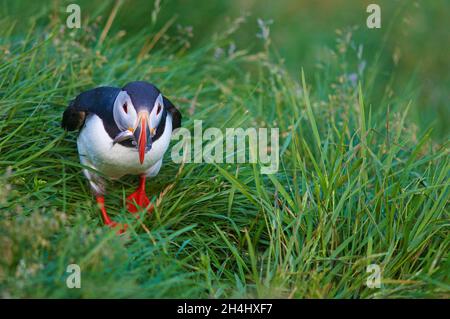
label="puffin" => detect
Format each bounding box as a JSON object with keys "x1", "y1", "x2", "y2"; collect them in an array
[{"x1": 62, "y1": 81, "x2": 181, "y2": 232}]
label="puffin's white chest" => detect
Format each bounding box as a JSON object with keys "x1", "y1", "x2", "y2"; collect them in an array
[{"x1": 77, "y1": 114, "x2": 172, "y2": 179}]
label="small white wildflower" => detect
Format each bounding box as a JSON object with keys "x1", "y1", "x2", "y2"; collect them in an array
[
  {"x1": 228, "y1": 42, "x2": 236, "y2": 56},
  {"x1": 214, "y1": 47, "x2": 224, "y2": 59},
  {"x1": 358, "y1": 60, "x2": 367, "y2": 75},
  {"x1": 256, "y1": 18, "x2": 273, "y2": 40}
]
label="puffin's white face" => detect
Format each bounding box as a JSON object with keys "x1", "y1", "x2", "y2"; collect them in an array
[
  {"x1": 113, "y1": 91, "x2": 164, "y2": 134},
  {"x1": 112, "y1": 91, "x2": 165, "y2": 164},
  {"x1": 149, "y1": 93, "x2": 164, "y2": 136},
  {"x1": 113, "y1": 91, "x2": 137, "y2": 131}
]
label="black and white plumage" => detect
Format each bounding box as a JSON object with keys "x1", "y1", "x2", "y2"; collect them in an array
[{"x1": 62, "y1": 81, "x2": 181, "y2": 230}]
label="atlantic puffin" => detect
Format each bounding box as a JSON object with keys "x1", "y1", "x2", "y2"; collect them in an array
[{"x1": 62, "y1": 81, "x2": 181, "y2": 232}]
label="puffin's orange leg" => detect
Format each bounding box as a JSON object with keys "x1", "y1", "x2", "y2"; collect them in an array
[
  {"x1": 96, "y1": 196, "x2": 127, "y2": 234},
  {"x1": 126, "y1": 175, "x2": 153, "y2": 214}
]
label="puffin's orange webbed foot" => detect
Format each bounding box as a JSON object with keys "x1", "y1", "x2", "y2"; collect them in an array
[
  {"x1": 97, "y1": 196, "x2": 127, "y2": 235},
  {"x1": 126, "y1": 175, "x2": 154, "y2": 214}
]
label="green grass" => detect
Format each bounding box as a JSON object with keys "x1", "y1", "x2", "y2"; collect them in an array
[{"x1": 0, "y1": 2, "x2": 449, "y2": 298}]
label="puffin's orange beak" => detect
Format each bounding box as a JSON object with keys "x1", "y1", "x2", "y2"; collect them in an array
[{"x1": 137, "y1": 112, "x2": 149, "y2": 164}]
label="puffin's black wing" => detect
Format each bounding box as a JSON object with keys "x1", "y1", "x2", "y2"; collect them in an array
[
  {"x1": 62, "y1": 87, "x2": 121, "y2": 131},
  {"x1": 163, "y1": 96, "x2": 181, "y2": 130}
]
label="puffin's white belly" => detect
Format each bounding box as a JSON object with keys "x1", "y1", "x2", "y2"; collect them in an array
[{"x1": 77, "y1": 114, "x2": 172, "y2": 179}]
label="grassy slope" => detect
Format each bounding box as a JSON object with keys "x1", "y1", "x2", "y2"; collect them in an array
[{"x1": 0, "y1": 5, "x2": 449, "y2": 298}]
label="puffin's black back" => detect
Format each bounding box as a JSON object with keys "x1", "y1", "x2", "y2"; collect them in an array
[{"x1": 61, "y1": 86, "x2": 121, "y2": 133}]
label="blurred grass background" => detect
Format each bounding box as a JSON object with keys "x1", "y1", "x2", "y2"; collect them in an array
[{"x1": 2, "y1": 0, "x2": 449, "y2": 139}]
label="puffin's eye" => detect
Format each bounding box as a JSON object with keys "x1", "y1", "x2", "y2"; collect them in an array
[
  {"x1": 122, "y1": 103, "x2": 128, "y2": 113},
  {"x1": 156, "y1": 104, "x2": 162, "y2": 115}
]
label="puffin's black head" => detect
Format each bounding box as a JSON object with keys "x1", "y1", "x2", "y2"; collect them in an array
[
  {"x1": 113, "y1": 81, "x2": 165, "y2": 164},
  {"x1": 123, "y1": 81, "x2": 161, "y2": 113}
]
